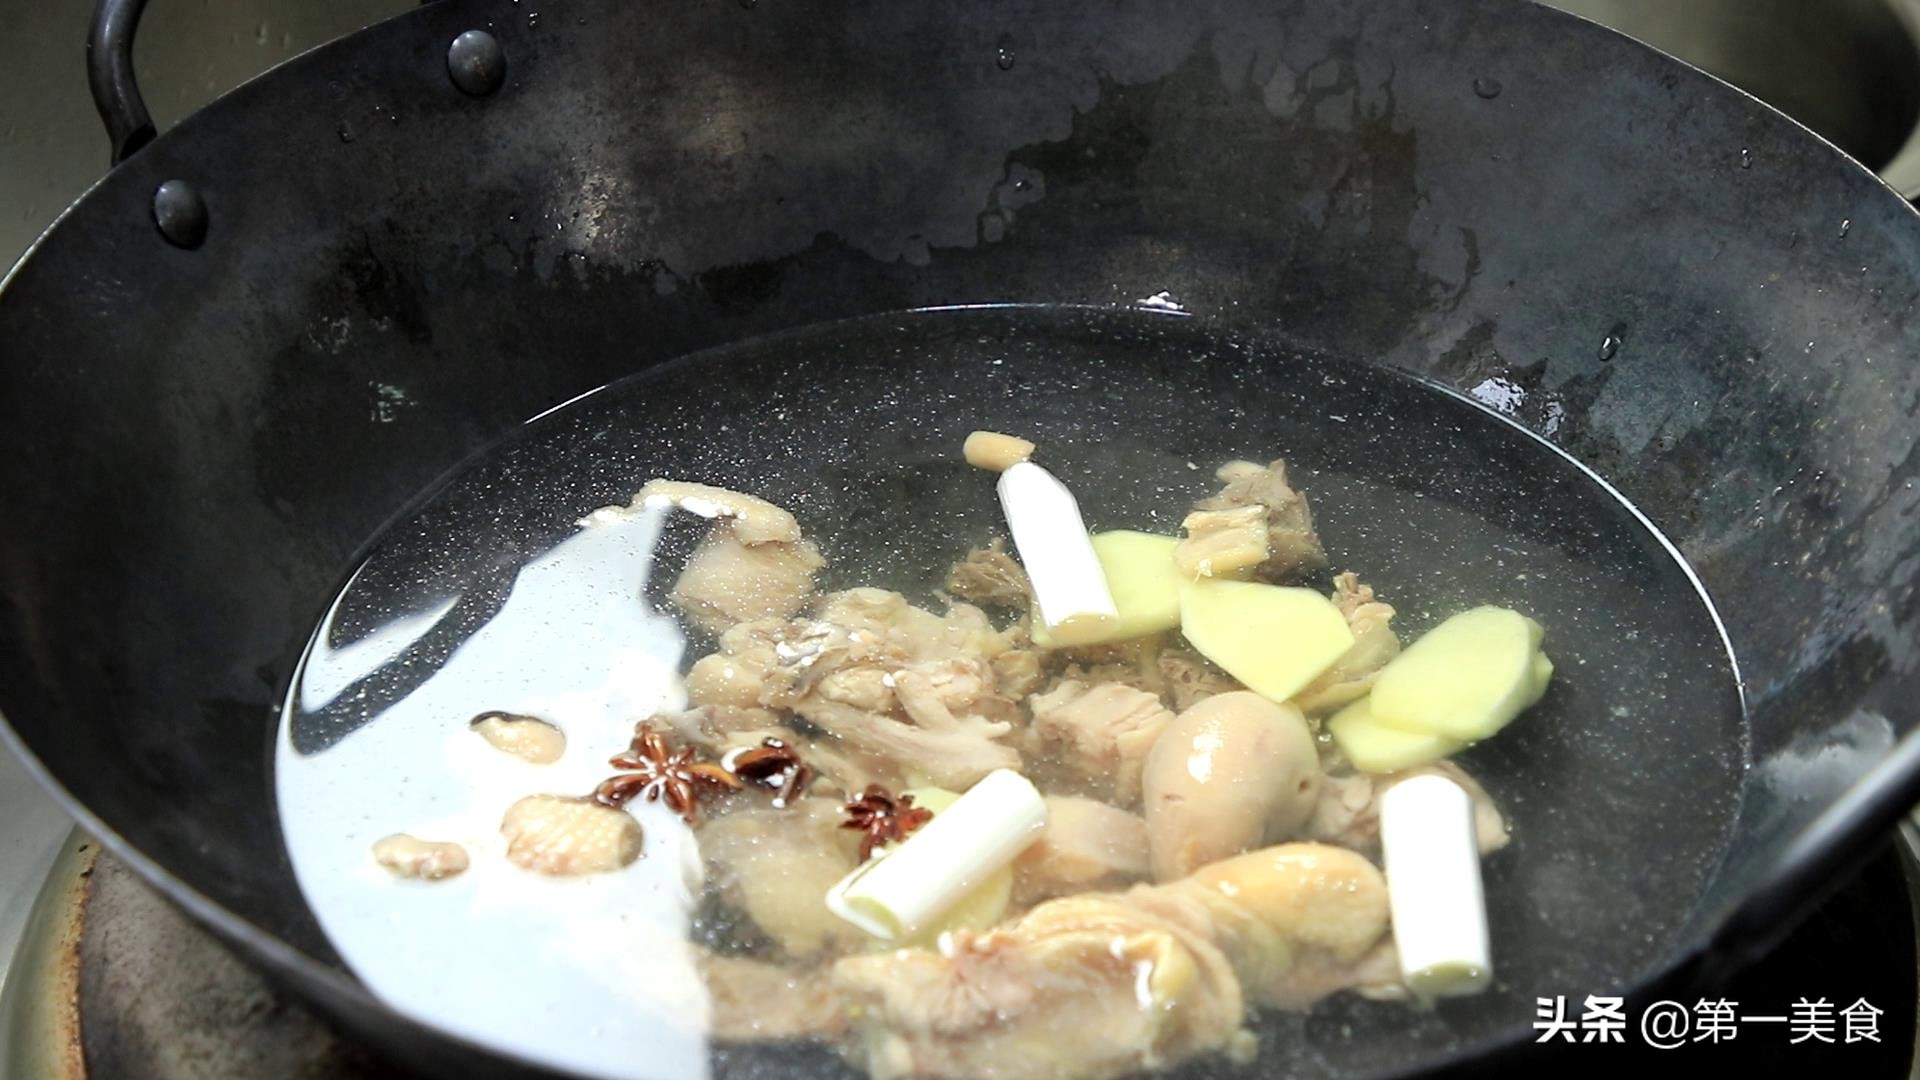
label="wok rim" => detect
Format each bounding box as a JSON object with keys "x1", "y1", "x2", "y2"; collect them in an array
[{"x1": 4, "y1": 0, "x2": 1920, "y2": 1073}]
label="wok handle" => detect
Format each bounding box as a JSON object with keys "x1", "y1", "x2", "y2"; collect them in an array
[
  {"x1": 1697, "y1": 725, "x2": 1920, "y2": 983},
  {"x1": 87, "y1": 0, "x2": 155, "y2": 166}
]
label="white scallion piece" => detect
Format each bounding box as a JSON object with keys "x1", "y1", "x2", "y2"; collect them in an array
[
  {"x1": 825, "y1": 769, "x2": 1047, "y2": 941},
  {"x1": 996, "y1": 461, "x2": 1118, "y2": 646},
  {"x1": 1379, "y1": 773, "x2": 1492, "y2": 999}
]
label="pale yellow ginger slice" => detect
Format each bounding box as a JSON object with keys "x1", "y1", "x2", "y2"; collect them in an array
[
  {"x1": 1370, "y1": 606, "x2": 1553, "y2": 741},
  {"x1": 1178, "y1": 579, "x2": 1353, "y2": 703},
  {"x1": 1327, "y1": 697, "x2": 1464, "y2": 773}
]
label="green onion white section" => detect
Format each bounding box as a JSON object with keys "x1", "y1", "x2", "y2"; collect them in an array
[
  {"x1": 1379, "y1": 774, "x2": 1491, "y2": 999},
  {"x1": 826, "y1": 769, "x2": 1047, "y2": 941},
  {"x1": 997, "y1": 462, "x2": 1119, "y2": 646},
  {"x1": 895, "y1": 787, "x2": 1015, "y2": 945},
  {"x1": 1029, "y1": 531, "x2": 1184, "y2": 648}
]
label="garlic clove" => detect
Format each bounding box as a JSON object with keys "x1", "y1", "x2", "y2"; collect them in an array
[{"x1": 963, "y1": 430, "x2": 1037, "y2": 472}]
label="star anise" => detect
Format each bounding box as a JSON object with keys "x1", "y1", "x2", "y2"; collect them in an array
[
  {"x1": 593, "y1": 722, "x2": 740, "y2": 823},
  {"x1": 727, "y1": 737, "x2": 813, "y2": 808},
  {"x1": 841, "y1": 785, "x2": 934, "y2": 862}
]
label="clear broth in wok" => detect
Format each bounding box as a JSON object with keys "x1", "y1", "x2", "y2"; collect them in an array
[{"x1": 275, "y1": 305, "x2": 1744, "y2": 1079}]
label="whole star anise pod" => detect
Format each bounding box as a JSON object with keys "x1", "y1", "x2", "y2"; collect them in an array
[
  {"x1": 727, "y1": 737, "x2": 813, "y2": 808},
  {"x1": 842, "y1": 785, "x2": 934, "y2": 862},
  {"x1": 594, "y1": 722, "x2": 740, "y2": 823}
]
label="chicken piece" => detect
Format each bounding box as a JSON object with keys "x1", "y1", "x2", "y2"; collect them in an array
[
  {"x1": 1330, "y1": 570, "x2": 1388, "y2": 622},
  {"x1": 796, "y1": 698, "x2": 1018, "y2": 790},
  {"x1": 499, "y1": 795, "x2": 642, "y2": 876},
  {"x1": 671, "y1": 521, "x2": 826, "y2": 635},
  {"x1": 685, "y1": 621, "x2": 783, "y2": 709},
  {"x1": 991, "y1": 647, "x2": 1045, "y2": 699},
  {"x1": 1157, "y1": 648, "x2": 1241, "y2": 712},
  {"x1": 653, "y1": 708, "x2": 901, "y2": 797},
  {"x1": 680, "y1": 590, "x2": 1028, "y2": 788},
  {"x1": 583, "y1": 481, "x2": 825, "y2": 635},
  {"x1": 650, "y1": 706, "x2": 722, "y2": 746},
  {"x1": 818, "y1": 589, "x2": 1004, "y2": 665},
  {"x1": 700, "y1": 799, "x2": 865, "y2": 958},
  {"x1": 769, "y1": 594, "x2": 1015, "y2": 712},
  {"x1": 735, "y1": 731, "x2": 899, "y2": 799},
  {"x1": 1028, "y1": 679, "x2": 1176, "y2": 806},
  {"x1": 832, "y1": 842, "x2": 1395, "y2": 1080},
  {"x1": 816, "y1": 664, "x2": 902, "y2": 713},
  {"x1": 701, "y1": 953, "x2": 849, "y2": 1042},
  {"x1": 707, "y1": 704, "x2": 785, "y2": 734},
  {"x1": 1014, "y1": 796, "x2": 1152, "y2": 904},
  {"x1": 832, "y1": 894, "x2": 1249, "y2": 1080},
  {"x1": 1046, "y1": 636, "x2": 1169, "y2": 695},
  {"x1": 806, "y1": 596, "x2": 1024, "y2": 757},
  {"x1": 1306, "y1": 773, "x2": 1378, "y2": 849},
  {"x1": 1173, "y1": 506, "x2": 1270, "y2": 578},
  {"x1": 893, "y1": 665, "x2": 982, "y2": 731},
  {"x1": 1291, "y1": 573, "x2": 1402, "y2": 715},
  {"x1": 945, "y1": 539, "x2": 1033, "y2": 608},
  {"x1": 652, "y1": 702, "x2": 784, "y2": 738},
  {"x1": 1130, "y1": 843, "x2": 1399, "y2": 1009},
  {"x1": 1306, "y1": 760, "x2": 1510, "y2": 855},
  {"x1": 1142, "y1": 693, "x2": 1323, "y2": 881},
  {"x1": 627, "y1": 479, "x2": 803, "y2": 544},
  {"x1": 1194, "y1": 459, "x2": 1326, "y2": 581}
]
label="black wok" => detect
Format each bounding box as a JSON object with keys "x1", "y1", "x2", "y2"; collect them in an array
[{"x1": 3, "y1": 0, "x2": 1919, "y2": 1076}]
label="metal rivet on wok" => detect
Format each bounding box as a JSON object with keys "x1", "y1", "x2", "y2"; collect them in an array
[
  {"x1": 151, "y1": 180, "x2": 208, "y2": 250},
  {"x1": 447, "y1": 30, "x2": 507, "y2": 97}
]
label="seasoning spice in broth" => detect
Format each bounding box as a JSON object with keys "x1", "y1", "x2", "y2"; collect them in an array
[{"x1": 273, "y1": 307, "x2": 1746, "y2": 1080}]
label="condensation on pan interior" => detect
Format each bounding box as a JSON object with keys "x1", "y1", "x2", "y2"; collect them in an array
[{"x1": 274, "y1": 306, "x2": 1746, "y2": 1080}]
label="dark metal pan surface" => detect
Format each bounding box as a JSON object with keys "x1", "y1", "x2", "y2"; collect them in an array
[{"x1": 3, "y1": 0, "x2": 1919, "y2": 1075}]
